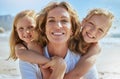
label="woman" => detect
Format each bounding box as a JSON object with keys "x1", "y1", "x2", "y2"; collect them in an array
[{"x1": 36, "y1": 1, "x2": 98, "y2": 79}]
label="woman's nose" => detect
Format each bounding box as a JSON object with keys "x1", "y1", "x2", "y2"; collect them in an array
[{"x1": 56, "y1": 21, "x2": 62, "y2": 28}]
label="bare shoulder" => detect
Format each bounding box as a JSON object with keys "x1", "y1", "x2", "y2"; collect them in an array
[
  {"x1": 15, "y1": 43, "x2": 26, "y2": 50},
  {"x1": 86, "y1": 42, "x2": 101, "y2": 56},
  {"x1": 15, "y1": 43, "x2": 27, "y2": 57}
]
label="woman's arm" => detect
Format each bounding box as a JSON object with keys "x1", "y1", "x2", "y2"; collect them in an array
[
  {"x1": 15, "y1": 43, "x2": 50, "y2": 65},
  {"x1": 64, "y1": 43, "x2": 101, "y2": 79}
]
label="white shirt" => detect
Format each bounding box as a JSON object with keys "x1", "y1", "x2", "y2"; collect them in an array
[
  {"x1": 19, "y1": 60, "x2": 42, "y2": 79},
  {"x1": 44, "y1": 46, "x2": 98, "y2": 79}
]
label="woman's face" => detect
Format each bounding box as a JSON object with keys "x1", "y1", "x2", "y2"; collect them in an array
[
  {"x1": 16, "y1": 16, "x2": 37, "y2": 43},
  {"x1": 45, "y1": 7, "x2": 72, "y2": 44},
  {"x1": 82, "y1": 15, "x2": 110, "y2": 43}
]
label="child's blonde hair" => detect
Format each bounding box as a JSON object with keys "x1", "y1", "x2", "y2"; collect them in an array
[
  {"x1": 9, "y1": 10, "x2": 37, "y2": 60},
  {"x1": 84, "y1": 8, "x2": 114, "y2": 32},
  {"x1": 78, "y1": 8, "x2": 114, "y2": 54}
]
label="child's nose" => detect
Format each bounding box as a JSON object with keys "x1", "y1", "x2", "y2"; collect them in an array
[
  {"x1": 90, "y1": 28, "x2": 97, "y2": 37},
  {"x1": 25, "y1": 29, "x2": 30, "y2": 33}
]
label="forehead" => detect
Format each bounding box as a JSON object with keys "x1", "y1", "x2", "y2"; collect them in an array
[
  {"x1": 16, "y1": 16, "x2": 36, "y2": 27},
  {"x1": 17, "y1": 16, "x2": 36, "y2": 26},
  {"x1": 47, "y1": 7, "x2": 70, "y2": 18},
  {"x1": 88, "y1": 15, "x2": 110, "y2": 28},
  {"x1": 19, "y1": 16, "x2": 34, "y2": 22}
]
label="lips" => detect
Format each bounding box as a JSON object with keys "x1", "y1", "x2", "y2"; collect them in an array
[
  {"x1": 24, "y1": 34, "x2": 32, "y2": 39},
  {"x1": 52, "y1": 32, "x2": 65, "y2": 36}
]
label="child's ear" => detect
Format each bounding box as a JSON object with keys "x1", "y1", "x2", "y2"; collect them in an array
[{"x1": 70, "y1": 30, "x2": 73, "y2": 36}]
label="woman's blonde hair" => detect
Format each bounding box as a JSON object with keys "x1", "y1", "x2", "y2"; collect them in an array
[
  {"x1": 37, "y1": 1, "x2": 81, "y2": 53},
  {"x1": 9, "y1": 10, "x2": 37, "y2": 60},
  {"x1": 78, "y1": 8, "x2": 114, "y2": 54}
]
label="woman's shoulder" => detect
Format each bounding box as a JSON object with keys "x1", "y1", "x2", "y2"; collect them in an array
[{"x1": 65, "y1": 49, "x2": 81, "y2": 61}]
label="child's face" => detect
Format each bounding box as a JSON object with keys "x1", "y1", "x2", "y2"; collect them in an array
[
  {"x1": 82, "y1": 15, "x2": 110, "y2": 43},
  {"x1": 16, "y1": 16, "x2": 37, "y2": 43}
]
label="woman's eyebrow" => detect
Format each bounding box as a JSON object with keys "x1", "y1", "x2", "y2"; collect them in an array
[
  {"x1": 61, "y1": 15, "x2": 70, "y2": 18},
  {"x1": 47, "y1": 16, "x2": 55, "y2": 19}
]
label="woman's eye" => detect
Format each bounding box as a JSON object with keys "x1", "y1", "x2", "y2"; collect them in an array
[
  {"x1": 28, "y1": 26, "x2": 34, "y2": 29},
  {"x1": 48, "y1": 19, "x2": 55, "y2": 22},
  {"x1": 61, "y1": 20, "x2": 68, "y2": 23}
]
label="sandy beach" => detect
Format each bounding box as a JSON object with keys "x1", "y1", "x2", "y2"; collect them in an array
[
  {"x1": 0, "y1": 35, "x2": 120, "y2": 79},
  {"x1": 0, "y1": 36, "x2": 21, "y2": 79},
  {"x1": 97, "y1": 41, "x2": 120, "y2": 79}
]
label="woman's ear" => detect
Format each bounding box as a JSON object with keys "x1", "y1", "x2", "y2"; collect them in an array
[{"x1": 70, "y1": 30, "x2": 73, "y2": 36}]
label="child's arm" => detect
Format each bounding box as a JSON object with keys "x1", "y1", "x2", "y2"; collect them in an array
[
  {"x1": 15, "y1": 43, "x2": 50, "y2": 65},
  {"x1": 64, "y1": 43, "x2": 101, "y2": 79}
]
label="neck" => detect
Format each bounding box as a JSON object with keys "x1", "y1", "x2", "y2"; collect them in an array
[{"x1": 47, "y1": 43, "x2": 68, "y2": 58}]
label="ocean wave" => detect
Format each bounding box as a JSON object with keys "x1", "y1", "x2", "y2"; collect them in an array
[
  {"x1": 100, "y1": 37, "x2": 120, "y2": 44},
  {"x1": 0, "y1": 31, "x2": 10, "y2": 38}
]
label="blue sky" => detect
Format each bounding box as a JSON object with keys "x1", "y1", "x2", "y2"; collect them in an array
[
  {"x1": 69, "y1": 0, "x2": 120, "y2": 19},
  {"x1": 0, "y1": 0, "x2": 120, "y2": 33},
  {"x1": 0, "y1": 0, "x2": 120, "y2": 17},
  {"x1": 0, "y1": 0, "x2": 53, "y2": 16}
]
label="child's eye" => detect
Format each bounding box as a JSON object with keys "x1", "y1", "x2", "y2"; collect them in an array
[
  {"x1": 98, "y1": 28, "x2": 104, "y2": 33},
  {"x1": 18, "y1": 27, "x2": 24, "y2": 31},
  {"x1": 28, "y1": 26, "x2": 34, "y2": 29},
  {"x1": 87, "y1": 22, "x2": 94, "y2": 27}
]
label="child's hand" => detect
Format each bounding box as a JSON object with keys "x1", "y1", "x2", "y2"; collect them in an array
[
  {"x1": 39, "y1": 65, "x2": 51, "y2": 79},
  {"x1": 42, "y1": 56, "x2": 66, "y2": 70},
  {"x1": 42, "y1": 56, "x2": 67, "y2": 79}
]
